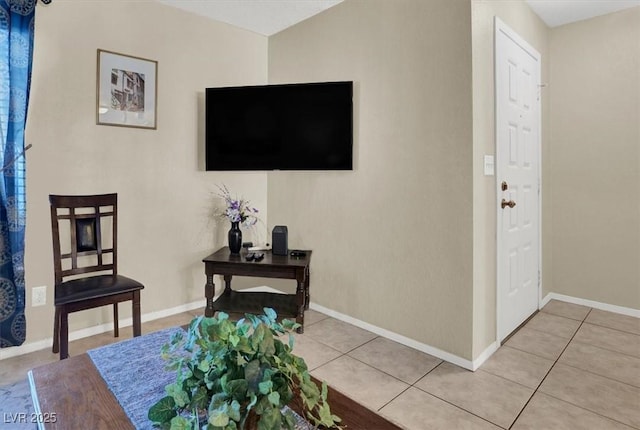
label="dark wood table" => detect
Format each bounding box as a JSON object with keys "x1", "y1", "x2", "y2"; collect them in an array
[
  {"x1": 28, "y1": 353, "x2": 401, "y2": 430},
  {"x1": 203, "y1": 247, "x2": 311, "y2": 332}
]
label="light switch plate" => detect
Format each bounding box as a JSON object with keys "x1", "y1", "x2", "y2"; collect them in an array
[
  {"x1": 32, "y1": 285, "x2": 46, "y2": 307},
  {"x1": 484, "y1": 155, "x2": 495, "y2": 176}
]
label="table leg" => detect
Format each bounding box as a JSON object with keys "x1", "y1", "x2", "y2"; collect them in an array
[
  {"x1": 205, "y1": 273, "x2": 215, "y2": 317},
  {"x1": 304, "y1": 265, "x2": 310, "y2": 310},
  {"x1": 296, "y1": 271, "x2": 305, "y2": 334},
  {"x1": 223, "y1": 275, "x2": 233, "y2": 293}
]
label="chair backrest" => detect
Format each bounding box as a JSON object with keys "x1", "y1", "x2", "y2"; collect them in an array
[{"x1": 49, "y1": 193, "x2": 118, "y2": 284}]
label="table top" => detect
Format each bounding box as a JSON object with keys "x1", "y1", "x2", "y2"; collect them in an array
[
  {"x1": 28, "y1": 349, "x2": 400, "y2": 430},
  {"x1": 28, "y1": 354, "x2": 133, "y2": 430},
  {"x1": 203, "y1": 246, "x2": 312, "y2": 268}
]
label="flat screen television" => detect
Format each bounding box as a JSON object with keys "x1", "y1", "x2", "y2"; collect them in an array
[{"x1": 205, "y1": 81, "x2": 353, "y2": 171}]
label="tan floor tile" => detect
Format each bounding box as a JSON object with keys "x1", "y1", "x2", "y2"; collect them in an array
[
  {"x1": 586, "y1": 309, "x2": 640, "y2": 336},
  {"x1": 302, "y1": 318, "x2": 377, "y2": 353},
  {"x1": 5, "y1": 304, "x2": 639, "y2": 430},
  {"x1": 348, "y1": 337, "x2": 442, "y2": 384},
  {"x1": 573, "y1": 323, "x2": 640, "y2": 358},
  {"x1": 524, "y1": 312, "x2": 582, "y2": 339},
  {"x1": 505, "y1": 327, "x2": 571, "y2": 360},
  {"x1": 480, "y1": 346, "x2": 554, "y2": 389},
  {"x1": 559, "y1": 341, "x2": 640, "y2": 388},
  {"x1": 415, "y1": 362, "x2": 533, "y2": 429},
  {"x1": 380, "y1": 387, "x2": 500, "y2": 430},
  {"x1": 539, "y1": 363, "x2": 640, "y2": 428},
  {"x1": 512, "y1": 392, "x2": 635, "y2": 430},
  {"x1": 0, "y1": 348, "x2": 58, "y2": 385},
  {"x1": 541, "y1": 300, "x2": 591, "y2": 321},
  {"x1": 69, "y1": 330, "x2": 129, "y2": 354},
  {"x1": 311, "y1": 355, "x2": 409, "y2": 411},
  {"x1": 304, "y1": 309, "x2": 330, "y2": 326},
  {"x1": 188, "y1": 307, "x2": 205, "y2": 317},
  {"x1": 286, "y1": 333, "x2": 342, "y2": 370},
  {"x1": 142, "y1": 312, "x2": 194, "y2": 333},
  {"x1": 71, "y1": 312, "x2": 193, "y2": 353}
]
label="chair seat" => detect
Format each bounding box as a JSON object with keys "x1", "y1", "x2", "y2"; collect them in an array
[{"x1": 54, "y1": 274, "x2": 144, "y2": 306}]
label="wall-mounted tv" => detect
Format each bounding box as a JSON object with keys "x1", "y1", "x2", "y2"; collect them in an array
[{"x1": 205, "y1": 81, "x2": 353, "y2": 171}]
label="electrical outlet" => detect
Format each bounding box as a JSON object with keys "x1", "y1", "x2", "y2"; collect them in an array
[{"x1": 32, "y1": 286, "x2": 47, "y2": 307}]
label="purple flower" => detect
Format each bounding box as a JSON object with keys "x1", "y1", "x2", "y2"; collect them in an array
[{"x1": 215, "y1": 184, "x2": 260, "y2": 227}]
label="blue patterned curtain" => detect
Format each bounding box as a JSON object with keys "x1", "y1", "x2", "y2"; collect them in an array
[{"x1": 0, "y1": 0, "x2": 36, "y2": 348}]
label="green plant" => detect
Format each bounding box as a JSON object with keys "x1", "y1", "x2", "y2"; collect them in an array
[{"x1": 148, "y1": 308, "x2": 342, "y2": 430}]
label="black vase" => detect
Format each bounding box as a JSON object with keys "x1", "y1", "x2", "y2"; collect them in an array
[{"x1": 228, "y1": 221, "x2": 242, "y2": 254}]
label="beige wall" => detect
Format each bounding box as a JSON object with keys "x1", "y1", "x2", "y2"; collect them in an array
[
  {"x1": 15, "y1": 0, "x2": 269, "y2": 351},
  {"x1": 9, "y1": 0, "x2": 636, "y2": 363},
  {"x1": 268, "y1": 0, "x2": 475, "y2": 359},
  {"x1": 549, "y1": 7, "x2": 640, "y2": 309},
  {"x1": 470, "y1": 1, "x2": 549, "y2": 357}
]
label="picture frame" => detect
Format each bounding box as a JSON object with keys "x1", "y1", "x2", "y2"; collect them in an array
[{"x1": 96, "y1": 49, "x2": 158, "y2": 129}]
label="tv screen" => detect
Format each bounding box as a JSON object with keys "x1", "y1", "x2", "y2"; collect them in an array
[{"x1": 205, "y1": 81, "x2": 353, "y2": 171}]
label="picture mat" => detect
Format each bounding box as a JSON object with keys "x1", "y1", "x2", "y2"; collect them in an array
[{"x1": 97, "y1": 50, "x2": 157, "y2": 129}]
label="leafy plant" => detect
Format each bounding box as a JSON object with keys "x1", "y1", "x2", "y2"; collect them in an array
[{"x1": 148, "y1": 308, "x2": 342, "y2": 430}]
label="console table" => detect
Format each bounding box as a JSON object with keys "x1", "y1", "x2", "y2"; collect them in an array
[{"x1": 202, "y1": 247, "x2": 311, "y2": 332}]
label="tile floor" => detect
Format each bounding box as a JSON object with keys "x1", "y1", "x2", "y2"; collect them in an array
[{"x1": 1, "y1": 300, "x2": 639, "y2": 429}]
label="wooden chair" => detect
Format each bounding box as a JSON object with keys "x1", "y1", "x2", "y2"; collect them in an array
[{"x1": 49, "y1": 193, "x2": 144, "y2": 359}]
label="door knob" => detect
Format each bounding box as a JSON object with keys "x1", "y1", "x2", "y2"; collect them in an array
[{"x1": 501, "y1": 199, "x2": 516, "y2": 209}]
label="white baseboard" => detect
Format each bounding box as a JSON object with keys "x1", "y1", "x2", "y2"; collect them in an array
[
  {"x1": 0, "y1": 300, "x2": 204, "y2": 361},
  {"x1": 542, "y1": 293, "x2": 640, "y2": 318},
  {"x1": 0, "y1": 338, "x2": 53, "y2": 361},
  {"x1": 1, "y1": 295, "x2": 485, "y2": 371},
  {"x1": 308, "y1": 302, "x2": 477, "y2": 371},
  {"x1": 471, "y1": 341, "x2": 500, "y2": 371},
  {"x1": 218, "y1": 286, "x2": 480, "y2": 370}
]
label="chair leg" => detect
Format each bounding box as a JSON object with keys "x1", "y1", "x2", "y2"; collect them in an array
[
  {"x1": 113, "y1": 303, "x2": 119, "y2": 338},
  {"x1": 52, "y1": 307, "x2": 60, "y2": 354},
  {"x1": 59, "y1": 310, "x2": 69, "y2": 360},
  {"x1": 132, "y1": 290, "x2": 141, "y2": 337}
]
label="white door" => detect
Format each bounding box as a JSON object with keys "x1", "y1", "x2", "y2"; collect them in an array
[{"x1": 495, "y1": 18, "x2": 541, "y2": 342}]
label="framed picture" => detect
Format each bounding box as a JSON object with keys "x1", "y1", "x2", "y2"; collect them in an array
[{"x1": 96, "y1": 49, "x2": 157, "y2": 129}]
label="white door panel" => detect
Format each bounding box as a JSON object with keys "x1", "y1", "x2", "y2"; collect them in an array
[{"x1": 496, "y1": 18, "x2": 541, "y2": 342}]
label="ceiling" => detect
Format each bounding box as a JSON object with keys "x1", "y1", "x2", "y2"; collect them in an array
[
  {"x1": 156, "y1": 0, "x2": 640, "y2": 35},
  {"x1": 155, "y1": 0, "x2": 343, "y2": 36},
  {"x1": 525, "y1": 0, "x2": 640, "y2": 27}
]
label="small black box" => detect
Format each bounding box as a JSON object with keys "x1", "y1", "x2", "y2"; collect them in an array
[{"x1": 272, "y1": 226, "x2": 288, "y2": 256}]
